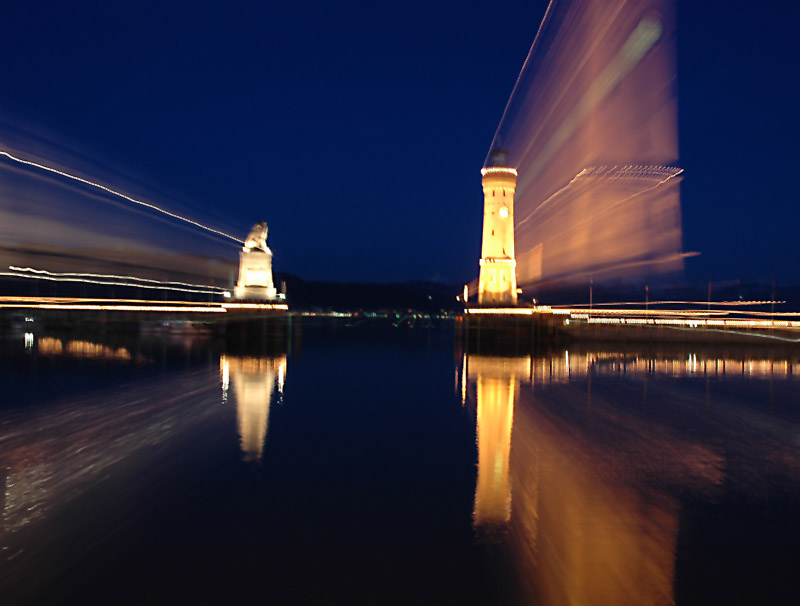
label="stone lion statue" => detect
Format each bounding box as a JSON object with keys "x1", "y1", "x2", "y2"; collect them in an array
[{"x1": 244, "y1": 221, "x2": 269, "y2": 252}]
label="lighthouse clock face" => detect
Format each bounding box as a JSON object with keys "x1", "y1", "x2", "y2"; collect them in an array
[{"x1": 499, "y1": 207, "x2": 509, "y2": 218}]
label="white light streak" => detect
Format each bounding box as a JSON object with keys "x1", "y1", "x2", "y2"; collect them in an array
[
  {"x1": 511, "y1": 1, "x2": 628, "y2": 169},
  {"x1": 2, "y1": 269, "x2": 227, "y2": 296},
  {"x1": 0, "y1": 297, "x2": 288, "y2": 313},
  {"x1": 0, "y1": 296, "x2": 222, "y2": 305},
  {"x1": 0, "y1": 148, "x2": 243, "y2": 244},
  {"x1": 517, "y1": 166, "x2": 682, "y2": 230},
  {"x1": 9, "y1": 265, "x2": 227, "y2": 293},
  {"x1": 484, "y1": 0, "x2": 557, "y2": 166},
  {"x1": 0, "y1": 303, "x2": 226, "y2": 312},
  {"x1": 530, "y1": 168, "x2": 683, "y2": 236}
]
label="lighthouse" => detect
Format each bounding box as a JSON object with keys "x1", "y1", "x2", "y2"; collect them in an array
[{"x1": 478, "y1": 148, "x2": 518, "y2": 306}]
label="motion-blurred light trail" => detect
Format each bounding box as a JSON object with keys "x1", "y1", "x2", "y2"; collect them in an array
[
  {"x1": 518, "y1": 16, "x2": 664, "y2": 190},
  {"x1": 0, "y1": 148, "x2": 243, "y2": 244},
  {"x1": 0, "y1": 296, "x2": 288, "y2": 312},
  {"x1": 488, "y1": 0, "x2": 683, "y2": 288},
  {"x1": 2, "y1": 267, "x2": 228, "y2": 296},
  {"x1": 516, "y1": 165, "x2": 683, "y2": 230},
  {"x1": 552, "y1": 300, "x2": 787, "y2": 308},
  {"x1": 3, "y1": 303, "x2": 228, "y2": 312},
  {"x1": 8, "y1": 265, "x2": 228, "y2": 294},
  {"x1": 484, "y1": 0, "x2": 557, "y2": 166}
]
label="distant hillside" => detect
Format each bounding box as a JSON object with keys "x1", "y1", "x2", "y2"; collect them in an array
[{"x1": 275, "y1": 273, "x2": 461, "y2": 312}]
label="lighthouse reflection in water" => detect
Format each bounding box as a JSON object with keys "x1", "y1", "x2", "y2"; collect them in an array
[
  {"x1": 221, "y1": 354, "x2": 287, "y2": 462},
  {"x1": 463, "y1": 351, "x2": 678, "y2": 605}
]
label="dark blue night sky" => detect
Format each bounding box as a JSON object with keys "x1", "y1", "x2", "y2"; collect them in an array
[{"x1": 1, "y1": 0, "x2": 798, "y2": 285}]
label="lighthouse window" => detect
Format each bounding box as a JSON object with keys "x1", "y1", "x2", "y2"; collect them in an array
[
  {"x1": 492, "y1": 191, "x2": 495, "y2": 197},
  {"x1": 503, "y1": 190, "x2": 506, "y2": 196}
]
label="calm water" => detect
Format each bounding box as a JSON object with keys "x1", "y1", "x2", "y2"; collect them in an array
[{"x1": 1, "y1": 322, "x2": 798, "y2": 605}]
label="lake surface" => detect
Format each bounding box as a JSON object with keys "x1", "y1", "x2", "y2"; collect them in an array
[{"x1": 1, "y1": 321, "x2": 798, "y2": 605}]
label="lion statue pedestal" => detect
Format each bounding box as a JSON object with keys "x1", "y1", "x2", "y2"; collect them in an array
[{"x1": 234, "y1": 221, "x2": 278, "y2": 301}]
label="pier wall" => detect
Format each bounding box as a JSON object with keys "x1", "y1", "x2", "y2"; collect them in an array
[{"x1": 458, "y1": 311, "x2": 800, "y2": 351}]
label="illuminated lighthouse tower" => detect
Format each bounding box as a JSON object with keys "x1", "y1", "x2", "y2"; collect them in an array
[{"x1": 478, "y1": 148, "x2": 518, "y2": 306}]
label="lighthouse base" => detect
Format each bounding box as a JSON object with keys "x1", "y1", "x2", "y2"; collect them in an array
[{"x1": 478, "y1": 258, "x2": 518, "y2": 306}]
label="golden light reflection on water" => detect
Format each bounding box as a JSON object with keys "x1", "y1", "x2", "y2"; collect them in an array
[
  {"x1": 0, "y1": 368, "x2": 221, "y2": 550},
  {"x1": 509, "y1": 409, "x2": 679, "y2": 606},
  {"x1": 529, "y1": 350, "x2": 798, "y2": 385},
  {"x1": 1, "y1": 345, "x2": 288, "y2": 591},
  {"x1": 462, "y1": 349, "x2": 748, "y2": 605},
  {"x1": 471, "y1": 356, "x2": 529, "y2": 525},
  {"x1": 37, "y1": 336, "x2": 131, "y2": 360},
  {"x1": 221, "y1": 354, "x2": 287, "y2": 462}
]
